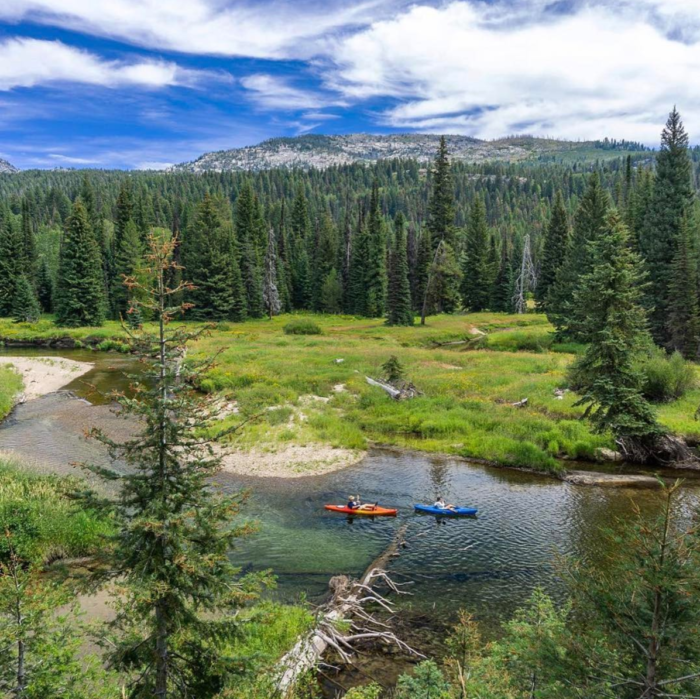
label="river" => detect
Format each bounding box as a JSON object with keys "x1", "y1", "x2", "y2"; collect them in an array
[{"x1": 2, "y1": 348, "x2": 699, "y2": 643}]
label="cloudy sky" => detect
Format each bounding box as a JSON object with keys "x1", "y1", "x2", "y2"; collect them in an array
[{"x1": 1, "y1": 0, "x2": 699, "y2": 169}]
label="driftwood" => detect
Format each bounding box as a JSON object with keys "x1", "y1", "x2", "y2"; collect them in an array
[
  {"x1": 365, "y1": 376, "x2": 423, "y2": 400},
  {"x1": 277, "y1": 524, "x2": 419, "y2": 697},
  {"x1": 511, "y1": 398, "x2": 528, "y2": 408}
]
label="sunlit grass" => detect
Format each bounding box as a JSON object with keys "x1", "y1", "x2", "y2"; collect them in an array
[
  {"x1": 0, "y1": 364, "x2": 22, "y2": 419},
  {"x1": 2, "y1": 312, "x2": 697, "y2": 471},
  {"x1": 0, "y1": 458, "x2": 114, "y2": 565}
]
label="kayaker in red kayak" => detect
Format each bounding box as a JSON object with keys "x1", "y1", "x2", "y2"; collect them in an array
[{"x1": 347, "y1": 495, "x2": 376, "y2": 512}]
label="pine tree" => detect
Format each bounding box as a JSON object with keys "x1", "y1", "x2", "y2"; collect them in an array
[
  {"x1": 424, "y1": 137, "x2": 458, "y2": 316},
  {"x1": 0, "y1": 214, "x2": 22, "y2": 316},
  {"x1": 570, "y1": 212, "x2": 663, "y2": 457},
  {"x1": 536, "y1": 191, "x2": 569, "y2": 311},
  {"x1": 547, "y1": 173, "x2": 610, "y2": 339},
  {"x1": 89, "y1": 233, "x2": 267, "y2": 697},
  {"x1": 641, "y1": 107, "x2": 694, "y2": 346},
  {"x1": 365, "y1": 180, "x2": 387, "y2": 318},
  {"x1": 413, "y1": 228, "x2": 432, "y2": 312},
  {"x1": 386, "y1": 212, "x2": 414, "y2": 326},
  {"x1": 111, "y1": 219, "x2": 143, "y2": 319},
  {"x1": 54, "y1": 201, "x2": 105, "y2": 327},
  {"x1": 347, "y1": 207, "x2": 369, "y2": 315},
  {"x1": 234, "y1": 184, "x2": 264, "y2": 318},
  {"x1": 461, "y1": 197, "x2": 491, "y2": 312},
  {"x1": 36, "y1": 258, "x2": 53, "y2": 312},
  {"x1": 310, "y1": 212, "x2": 337, "y2": 312},
  {"x1": 490, "y1": 238, "x2": 513, "y2": 313},
  {"x1": 20, "y1": 198, "x2": 37, "y2": 281},
  {"x1": 290, "y1": 185, "x2": 312, "y2": 309},
  {"x1": 667, "y1": 216, "x2": 700, "y2": 358},
  {"x1": 188, "y1": 195, "x2": 245, "y2": 321},
  {"x1": 320, "y1": 268, "x2": 343, "y2": 314},
  {"x1": 12, "y1": 275, "x2": 41, "y2": 323},
  {"x1": 263, "y1": 226, "x2": 282, "y2": 319},
  {"x1": 427, "y1": 136, "x2": 455, "y2": 248},
  {"x1": 425, "y1": 242, "x2": 462, "y2": 316}
]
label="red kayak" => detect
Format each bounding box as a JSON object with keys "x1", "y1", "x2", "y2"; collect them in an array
[{"x1": 325, "y1": 504, "x2": 397, "y2": 517}]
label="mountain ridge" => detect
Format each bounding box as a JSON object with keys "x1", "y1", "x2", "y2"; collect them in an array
[
  {"x1": 170, "y1": 133, "x2": 647, "y2": 173},
  {"x1": 0, "y1": 158, "x2": 19, "y2": 174}
]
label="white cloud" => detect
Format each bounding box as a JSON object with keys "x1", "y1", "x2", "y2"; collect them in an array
[
  {"x1": 0, "y1": 38, "x2": 221, "y2": 90},
  {"x1": 0, "y1": 0, "x2": 399, "y2": 60},
  {"x1": 241, "y1": 73, "x2": 342, "y2": 111},
  {"x1": 329, "y1": 1, "x2": 700, "y2": 143}
]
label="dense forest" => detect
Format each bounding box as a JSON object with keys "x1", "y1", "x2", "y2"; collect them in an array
[{"x1": 2, "y1": 109, "x2": 700, "y2": 337}]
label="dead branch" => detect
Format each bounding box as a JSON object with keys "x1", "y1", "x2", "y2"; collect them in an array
[{"x1": 276, "y1": 524, "x2": 415, "y2": 696}]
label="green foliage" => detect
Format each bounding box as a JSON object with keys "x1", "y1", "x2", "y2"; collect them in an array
[
  {"x1": 283, "y1": 318, "x2": 323, "y2": 335},
  {"x1": 320, "y1": 268, "x2": 342, "y2": 314},
  {"x1": 386, "y1": 212, "x2": 414, "y2": 326},
  {"x1": 395, "y1": 661, "x2": 452, "y2": 699},
  {"x1": 381, "y1": 354, "x2": 405, "y2": 383},
  {"x1": 11, "y1": 275, "x2": 41, "y2": 323},
  {"x1": 566, "y1": 482, "x2": 700, "y2": 698},
  {"x1": 461, "y1": 196, "x2": 491, "y2": 312},
  {"x1": 666, "y1": 214, "x2": 700, "y2": 357},
  {"x1": 569, "y1": 212, "x2": 662, "y2": 447},
  {"x1": 89, "y1": 233, "x2": 268, "y2": 697},
  {"x1": 344, "y1": 683, "x2": 383, "y2": 699},
  {"x1": 0, "y1": 556, "x2": 120, "y2": 698},
  {"x1": 0, "y1": 459, "x2": 113, "y2": 565},
  {"x1": 537, "y1": 190, "x2": 569, "y2": 310},
  {"x1": 0, "y1": 365, "x2": 22, "y2": 420},
  {"x1": 427, "y1": 136, "x2": 456, "y2": 248},
  {"x1": 54, "y1": 200, "x2": 105, "y2": 327},
  {"x1": 0, "y1": 213, "x2": 23, "y2": 316},
  {"x1": 641, "y1": 107, "x2": 694, "y2": 346},
  {"x1": 639, "y1": 349, "x2": 696, "y2": 403},
  {"x1": 547, "y1": 173, "x2": 610, "y2": 339}
]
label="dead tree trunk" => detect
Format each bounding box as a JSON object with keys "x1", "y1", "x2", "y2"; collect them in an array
[{"x1": 276, "y1": 524, "x2": 415, "y2": 697}]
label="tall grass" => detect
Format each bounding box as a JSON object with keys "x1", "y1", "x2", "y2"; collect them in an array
[
  {"x1": 4, "y1": 313, "x2": 699, "y2": 471},
  {"x1": 0, "y1": 364, "x2": 23, "y2": 419},
  {"x1": 0, "y1": 459, "x2": 113, "y2": 564}
]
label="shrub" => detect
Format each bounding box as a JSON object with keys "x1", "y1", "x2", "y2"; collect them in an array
[
  {"x1": 395, "y1": 661, "x2": 452, "y2": 698},
  {"x1": 640, "y1": 349, "x2": 696, "y2": 403},
  {"x1": 283, "y1": 318, "x2": 323, "y2": 335}
]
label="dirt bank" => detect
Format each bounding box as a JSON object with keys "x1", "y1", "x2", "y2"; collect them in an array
[
  {"x1": 0, "y1": 356, "x2": 93, "y2": 402},
  {"x1": 219, "y1": 444, "x2": 365, "y2": 478}
]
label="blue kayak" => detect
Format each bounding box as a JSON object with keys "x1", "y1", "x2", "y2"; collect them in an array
[{"x1": 414, "y1": 504, "x2": 478, "y2": 516}]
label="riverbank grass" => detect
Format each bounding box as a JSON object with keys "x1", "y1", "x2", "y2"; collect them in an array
[
  {"x1": 0, "y1": 458, "x2": 114, "y2": 564},
  {"x1": 2, "y1": 313, "x2": 699, "y2": 472},
  {"x1": 0, "y1": 364, "x2": 22, "y2": 419}
]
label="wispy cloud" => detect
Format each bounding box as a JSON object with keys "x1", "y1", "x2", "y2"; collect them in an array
[
  {"x1": 0, "y1": 0, "x2": 401, "y2": 60},
  {"x1": 328, "y1": 1, "x2": 700, "y2": 142},
  {"x1": 241, "y1": 73, "x2": 342, "y2": 111},
  {"x1": 0, "y1": 37, "x2": 225, "y2": 90}
]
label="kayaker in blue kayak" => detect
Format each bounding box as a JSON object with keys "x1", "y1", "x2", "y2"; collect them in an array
[{"x1": 434, "y1": 496, "x2": 457, "y2": 512}]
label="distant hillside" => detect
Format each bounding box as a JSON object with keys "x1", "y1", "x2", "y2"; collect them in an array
[
  {"x1": 0, "y1": 158, "x2": 18, "y2": 174},
  {"x1": 171, "y1": 133, "x2": 646, "y2": 173}
]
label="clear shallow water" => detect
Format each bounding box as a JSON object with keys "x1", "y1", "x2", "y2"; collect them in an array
[{"x1": 2, "y1": 347, "x2": 699, "y2": 630}]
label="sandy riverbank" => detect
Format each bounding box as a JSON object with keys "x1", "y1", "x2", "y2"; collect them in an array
[
  {"x1": 0, "y1": 356, "x2": 93, "y2": 402},
  {"x1": 219, "y1": 444, "x2": 365, "y2": 478}
]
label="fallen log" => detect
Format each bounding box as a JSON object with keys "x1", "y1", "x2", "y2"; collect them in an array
[
  {"x1": 276, "y1": 524, "x2": 414, "y2": 696},
  {"x1": 365, "y1": 376, "x2": 423, "y2": 400}
]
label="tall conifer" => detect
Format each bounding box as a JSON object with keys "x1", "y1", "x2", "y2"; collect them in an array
[
  {"x1": 365, "y1": 181, "x2": 388, "y2": 318},
  {"x1": 461, "y1": 197, "x2": 491, "y2": 312},
  {"x1": 54, "y1": 200, "x2": 105, "y2": 327},
  {"x1": 640, "y1": 107, "x2": 694, "y2": 346},
  {"x1": 386, "y1": 212, "x2": 414, "y2": 326},
  {"x1": 667, "y1": 216, "x2": 700, "y2": 358},
  {"x1": 537, "y1": 191, "x2": 569, "y2": 310}
]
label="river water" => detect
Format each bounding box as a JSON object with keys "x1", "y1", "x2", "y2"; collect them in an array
[{"x1": 2, "y1": 348, "x2": 699, "y2": 635}]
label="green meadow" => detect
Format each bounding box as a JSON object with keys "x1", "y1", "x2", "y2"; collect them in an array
[
  {"x1": 0, "y1": 363, "x2": 22, "y2": 420},
  {"x1": 2, "y1": 312, "x2": 699, "y2": 473}
]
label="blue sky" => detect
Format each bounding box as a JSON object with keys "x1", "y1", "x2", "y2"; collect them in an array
[{"x1": 1, "y1": 0, "x2": 699, "y2": 169}]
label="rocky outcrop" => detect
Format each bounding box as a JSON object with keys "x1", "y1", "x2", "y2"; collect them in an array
[
  {"x1": 170, "y1": 134, "x2": 641, "y2": 173},
  {"x1": 0, "y1": 158, "x2": 18, "y2": 174}
]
